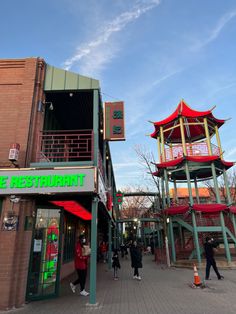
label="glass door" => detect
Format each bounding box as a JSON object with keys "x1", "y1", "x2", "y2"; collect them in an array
[{"x1": 26, "y1": 208, "x2": 62, "y2": 300}]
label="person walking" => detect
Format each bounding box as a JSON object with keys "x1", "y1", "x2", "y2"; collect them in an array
[
  {"x1": 204, "y1": 237, "x2": 224, "y2": 280},
  {"x1": 70, "y1": 234, "x2": 90, "y2": 296},
  {"x1": 100, "y1": 241, "x2": 108, "y2": 263},
  {"x1": 120, "y1": 242, "x2": 125, "y2": 258},
  {"x1": 112, "y1": 249, "x2": 121, "y2": 280},
  {"x1": 130, "y1": 240, "x2": 142, "y2": 280}
]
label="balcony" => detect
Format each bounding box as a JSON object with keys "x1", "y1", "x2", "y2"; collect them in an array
[
  {"x1": 162, "y1": 142, "x2": 220, "y2": 162},
  {"x1": 36, "y1": 130, "x2": 94, "y2": 163}
]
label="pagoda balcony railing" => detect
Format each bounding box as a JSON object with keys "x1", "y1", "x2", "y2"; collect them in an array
[
  {"x1": 36, "y1": 129, "x2": 94, "y2": 163},
  {"x1": 162, "y1": 142, "x2": 220, "y2": 162}
]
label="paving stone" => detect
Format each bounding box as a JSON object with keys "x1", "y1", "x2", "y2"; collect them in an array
[{"x1": 2, "y1": 255, "x2": 236, "y2": 314}]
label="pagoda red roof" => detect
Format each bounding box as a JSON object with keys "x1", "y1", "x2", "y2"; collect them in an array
[
  {"x1": 152, "y1": 156, "x2": 234, "y2": 179},
  {"x1": 150, "y1": 100, "x2": 225, "y2": 141},
  {"x1": 154, "y1": 156, "x2": 234, "y2": 169}
]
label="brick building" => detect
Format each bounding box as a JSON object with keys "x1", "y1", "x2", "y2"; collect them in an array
[{"x1": 0, "y1": 58, "x2": 120, "y2": 310}]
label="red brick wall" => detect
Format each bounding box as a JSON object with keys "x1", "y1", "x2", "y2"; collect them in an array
[
  {"x1": 0, "y1": 58, "x2": 45, "y2": 167},
  {"x1": 0, "y1": 198, "x2": 35, "y2": 310},
  {"x1": 0, "y1": 58, "x2": 45, "y2": 310}
]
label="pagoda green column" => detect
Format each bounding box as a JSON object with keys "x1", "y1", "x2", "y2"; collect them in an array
[
  {"x1": 191, "y1": 211, "x2": 201, "y2": 263},
  {"x1": 179, "y1": 225, "x2": 184, "y2": 248},
  {"x1": 161, "y1": 177, "x2": 167, "y2": 209},
  {"x1": 164, "y1": 169, "x2": 171, "y2": 207},
  {"x1": 220, "y1": 211, "x2": 231, "y2": 262},
  {"x1": 194, "y1": 178, "x2": 200, "y2": 204},
  {"x1": 169, "y1": 217, "x2": 176, "y2": 263},
  {"x1": 89, "y1": 197, "x2": 98, "y2": 305},
  {"x1": 211, "y1": 163, "x2": 221, "y2": 203},
  {"x1": 185, "y1": 162, "x2": 201, "y2": 263},
  {"x1": 231, "y1": 214, "x2": 236, "y2": 246},
  {"x1": 222, "y1": 168, "x2": 232, "y2": 205},
  {"x1": 108, "y1": 220, "x2": 112, "y2": 269},
  {"x1": 173, "y1": 180, "x2": 179, "y2": 204},
  {"x1": 210, "y1": 163, "x2": 231, "y2": 261}
]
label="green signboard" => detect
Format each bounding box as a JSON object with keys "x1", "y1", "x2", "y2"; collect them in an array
[{"x1": 0, "y1": 167, "x2": 95, "y2": 195}]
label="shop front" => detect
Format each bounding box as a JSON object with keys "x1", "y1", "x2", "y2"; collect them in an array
[{"x1": 0, "y1": 166, "x2": 96, "y2": 305}]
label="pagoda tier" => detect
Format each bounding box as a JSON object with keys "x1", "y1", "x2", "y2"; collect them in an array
[
  {"x1": 150, "y1": 100, "x2": 225, "y2": 143},
  {"x1": 152, "y1": 155, "x2": 234, "y2": 182},
  {"x1": 163, "y1": 204, "x2": 236, "y2": 216}
]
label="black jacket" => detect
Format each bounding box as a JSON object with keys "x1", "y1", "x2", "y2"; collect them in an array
[
  {"x1": 112, "y1": 254, "x2": 121, "y2": 268},
  {"x1": 130, "y1": 245, "x2": 142, "y2": 268},
  {"x1": 204, "y1": 241, "x2": 218, "y2": 259}
]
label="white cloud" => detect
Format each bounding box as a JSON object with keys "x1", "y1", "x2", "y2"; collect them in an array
[
  {"x1": 113, "y1": 161, "x2": 140, "y2": 170},
  {"x1": 225, "y1": 147, "x2": 236, "y2": 159},
  {"x1": 191, "y1": 10, "x2": 236, "y2": 51},
  {"x1": 63, "y1": 0, "x2": 161, "y2": 75},
  {"x1": 150, "y1": 69, "x2": 183, "y2": 88}
]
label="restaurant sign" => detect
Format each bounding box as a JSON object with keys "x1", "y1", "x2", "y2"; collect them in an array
[
  {"x1": 104, "y1": 101, "x2": 125, "y2": 141},
  {"x1": 0, "y1": 167, "x2": 96, "y2": 195}
]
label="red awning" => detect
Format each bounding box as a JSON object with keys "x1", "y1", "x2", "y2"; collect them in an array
[
  {"x1": 164, "y1": 205, "x2": 189, "y2": 215},
  {"x1": 192, "y1": 203, "x2": 227, "y2": 213},
  {"x1": 150, "y1": 100, "x2": 225, "y2": 141},
  {"x1": 229, "y1": 206, "x2": 236, "y2": 214},
  {"x1": 50, "y1": 200, "x2": 92, "y2": 220},
  {"x1": 164, "y1": 203, "x2": 228, "y2": 215}
]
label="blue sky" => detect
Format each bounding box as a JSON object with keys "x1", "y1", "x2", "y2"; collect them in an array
[{"x1": 1, "y1": 0, "x2": 236, "y2": 189}]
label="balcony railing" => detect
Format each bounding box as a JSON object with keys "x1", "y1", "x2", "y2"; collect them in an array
[
  {"x1": 162, "y1": 142, "x2": 220, "y2": 162},
  {"x1": 36, "y1": 130, "x2": 94, "y2": 163}
]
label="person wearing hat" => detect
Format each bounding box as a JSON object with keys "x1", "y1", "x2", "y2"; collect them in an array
[
  {"x1": 204, "y1": 236, "x2": 224, "y2": 280},
  {"x1": 70, "y1": 234, "x2": 90, "y2": 296}
]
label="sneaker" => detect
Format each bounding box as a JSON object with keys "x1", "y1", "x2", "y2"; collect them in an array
[
  {"x1": 205, "y1": 278, "x2": 211, "y2": 280},
  {"x1": 70, "y1": 282, "x2": 76, "y2": 293},
  {"x1": 133, "y1": 275, "x2": 138, "y2": 279},
  {"x1": 80, "y1": 290, "x2": 89, "y2": 296},
  {"x1": 218, "y1": 276, "x2": 224, "y2": 280},
  {"x1": 137, "y1": 276, "x2": 141, "y2": 280},
  {"x1": 114, "y1": 277, "x2": 118, "y2": 280}
]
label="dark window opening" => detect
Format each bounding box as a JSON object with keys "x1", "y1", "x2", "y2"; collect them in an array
[
  {"x1": 63, "y1": 212, "x2": 77, "y2": 263},
  {"x1": 38, "y1": 91, "x2": 94, "y2": 162}
]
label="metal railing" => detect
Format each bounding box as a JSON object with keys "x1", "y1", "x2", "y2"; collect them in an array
[
  {"x1": 36, "y1": 129, "x2": 94, "y2": 162},
  {"x1": 162, "y1": 142, "x2": 220, "y2": 162}
]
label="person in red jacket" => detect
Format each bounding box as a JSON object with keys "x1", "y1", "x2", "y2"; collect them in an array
[
  {"x1": 70, "y1": 234, "x2": 90, "y2": 296},
  {"x1": 99, "y1": 241, "x2": 108, "y2": 263}
]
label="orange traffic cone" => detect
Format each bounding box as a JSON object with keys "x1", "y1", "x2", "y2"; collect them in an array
[{"x1": 193, "y1": 264, "x2": 202, "y2": 286}]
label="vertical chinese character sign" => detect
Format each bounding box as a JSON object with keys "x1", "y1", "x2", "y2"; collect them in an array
[{"x1": 104, "y1": 101, "x2": 125, "y2": 141}]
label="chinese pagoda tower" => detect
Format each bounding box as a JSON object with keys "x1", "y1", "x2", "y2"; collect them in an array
[{"x1": 150, "y1": 100, "x2": 236, "y2": 265}]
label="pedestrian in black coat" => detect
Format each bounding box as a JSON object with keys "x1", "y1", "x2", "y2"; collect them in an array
[
  {"x1": 130, "y1": 241, "x2": 142, "y2": 280},
  {"x1": 112, "y1": 249, "x2": 120, "y2": 280},
  {"x1": 204, "y1": 237, "x2": 224, "y2": 280}
]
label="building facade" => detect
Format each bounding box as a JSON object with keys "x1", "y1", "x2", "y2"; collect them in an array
[{"x1": 0, "y1": 58, "x2": 118, "y2": 310}]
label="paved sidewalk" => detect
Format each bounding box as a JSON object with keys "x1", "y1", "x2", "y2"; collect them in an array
[{"x1": 3, "y1": 255, "x2": 236, "y2": 314}]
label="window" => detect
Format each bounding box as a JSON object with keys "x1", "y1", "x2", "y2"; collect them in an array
[{"x1": 63, "y1": 214, "x2": 76, "y2": 263}]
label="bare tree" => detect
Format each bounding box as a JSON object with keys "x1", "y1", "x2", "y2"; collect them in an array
[
  {"x1": 121, "y1": 186, "x2": 152, "y2": 219},
  {"x1": 134, "y1": 144, "x2": 171, "y2": 267},
  {"x1": 204, "y1": 169, "x2": 236, "y2": 205}
]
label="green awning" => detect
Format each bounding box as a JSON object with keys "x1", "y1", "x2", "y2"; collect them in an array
[{"x1": 44, "y1": 64, "x2": 100, "y2": 91}]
